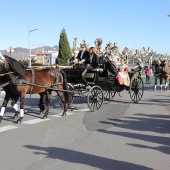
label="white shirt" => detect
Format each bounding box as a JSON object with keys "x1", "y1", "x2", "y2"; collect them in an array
[{"x1": 80, "y1": 52, "x2": 84, "y2": 60}]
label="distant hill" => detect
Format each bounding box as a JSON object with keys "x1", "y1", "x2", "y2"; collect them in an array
[{"x1": 0, "y1": 45, "x2": 59, "y2": 59}]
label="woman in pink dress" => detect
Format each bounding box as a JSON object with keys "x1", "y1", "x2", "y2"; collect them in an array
[{"x1": 116, "y1": 59, "x2": 130, "y2": 86}]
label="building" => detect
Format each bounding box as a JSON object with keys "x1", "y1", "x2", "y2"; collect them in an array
[{"x1": 33, "y1": 50, "x2": 58, "y2": 65}]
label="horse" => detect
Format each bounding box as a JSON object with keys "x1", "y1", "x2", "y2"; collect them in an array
[
  {"x1": 160, "y1": 60, "x2": 170, "y2": 90},
  {"x1": 152, "y1": 60, "x2": 170, "y2": 90},
  {"x1": 152, "y1": 60, "x2": 164, "y2": 91},
  {"x1": 0, "y1": 75, "x2": 20, "y2": 114},
  {"x1": 0, "y1": 55, "x2": 72, "y2": 123},
  {"x1": 0, "y1": 65, "x2": 55, "y2": 120},
  {"x1": 0, "y1": 72, "x2": 56, "y2": 116}
]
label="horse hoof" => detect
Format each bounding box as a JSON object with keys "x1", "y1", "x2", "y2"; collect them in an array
[
  {"x1": 39, "y1": 111, "x2": 43, "y2": 115},
  {"x1": 62, "y1": 113, "x2": 67, "y2": 116},
  {"x1": 42, "y1": 115, "x2": 47, "y2": 119},
  {"x1": 13, "y1": 112, "x2": 19, "y2": 119},
  {"x1": 0, "y1": 115, "x2": 3, "y2": 123},
  {"x1": 17, "y1": 117, "x2": 23, "y2": 124}
]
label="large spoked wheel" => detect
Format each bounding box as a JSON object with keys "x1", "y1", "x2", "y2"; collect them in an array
[
  {"x1": 87, "y1": 86, "x2": 104, "y2": 111},
  {"x1": 104, "y1": 90, "x2": 116, "y2": 101},
  {"x1": 129, "y1": 75, "x2": 144, "y2": 103}
]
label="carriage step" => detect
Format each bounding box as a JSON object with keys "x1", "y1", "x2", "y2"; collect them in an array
[
  {"x1": 88, "y1": 82, "x2": 95, "y2": 85},
  {"x1": 109, "y1": 77, "x2": 116, "y2": 81},
  {"x1": 109, "y1": 79, "x2": 116, "y2": 83}
]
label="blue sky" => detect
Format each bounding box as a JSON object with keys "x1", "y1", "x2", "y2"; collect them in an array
[{"x1": 1, "y1": 0, "x2": 170, "y2": 54}]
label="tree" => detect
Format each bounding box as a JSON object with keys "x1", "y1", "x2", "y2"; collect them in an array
[{"x1": 56, "y1": 28, "x2": 72, "y2": 65}]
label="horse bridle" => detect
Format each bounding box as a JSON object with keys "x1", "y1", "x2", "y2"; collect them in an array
[{"x1": 4, "y1": 59, "x2": 9, "y2": 70}]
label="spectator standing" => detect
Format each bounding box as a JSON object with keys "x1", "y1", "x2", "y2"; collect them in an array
[{"x1": 145, "y1": 67, "x2": 152, "y2": 84}]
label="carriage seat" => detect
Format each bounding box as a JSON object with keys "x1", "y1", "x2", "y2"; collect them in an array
[
  {"x1": 83, "y1": 67, "x2": 103, "y2": 79},
  {"x1": 91, "y1": 68, "x2": 103, "y2": 72}
]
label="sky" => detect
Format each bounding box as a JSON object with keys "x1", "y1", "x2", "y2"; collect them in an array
[{"x1": 1, "y1": 0, "x2": 170, "y2": 54}]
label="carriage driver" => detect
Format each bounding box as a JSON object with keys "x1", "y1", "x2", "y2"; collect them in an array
[
  {"x1": 116, "y1": 59, "x2": 130, "y2": 86},
  {"x1": 73, "y1": 44, "x2": 90, "y2": 70},
  {"x1": 82, "y1": 47, "x2": 99, "y2": 76}
]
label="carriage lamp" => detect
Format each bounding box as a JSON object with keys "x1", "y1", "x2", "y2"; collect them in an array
[{"x1": 28, "y1": 28, "x2": 39, "y2": 67}]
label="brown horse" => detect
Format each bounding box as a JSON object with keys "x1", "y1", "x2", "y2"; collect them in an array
[{"x1": 0, "y1": 55, "x2": 71, "y2": 123}]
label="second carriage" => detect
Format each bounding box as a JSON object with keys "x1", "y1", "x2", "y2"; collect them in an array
[{"x1": 62, "y1": 57, "x2": 144, "y2": 111}]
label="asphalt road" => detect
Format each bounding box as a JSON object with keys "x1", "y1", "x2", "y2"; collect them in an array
[{"x1": 0, "y1": 85, "x2": 169, "y2": 170}]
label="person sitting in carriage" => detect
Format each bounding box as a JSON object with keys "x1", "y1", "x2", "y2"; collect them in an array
[
  {"x1": 73, "y1": 44, "x2": 90, "y2": 70},
  {"x1": 82, "y1": 47, "x2": 99, "y2": 76},
  {"x1": 116, "y1": 59, "x2": 130, "y2": 86}
]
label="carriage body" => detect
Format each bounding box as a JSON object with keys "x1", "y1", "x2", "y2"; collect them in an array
[{"x1": 62, "y1": 58, "x2": 144, "y2": 111}]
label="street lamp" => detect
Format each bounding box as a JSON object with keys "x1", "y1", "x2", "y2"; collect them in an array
[{"x1": 28, "y1": 28, "x2": 39, "y2": 67}]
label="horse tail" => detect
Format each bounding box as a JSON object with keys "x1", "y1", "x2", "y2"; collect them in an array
[{"x1": 60, "y1": 69, "x2": 72, "y2": 108}]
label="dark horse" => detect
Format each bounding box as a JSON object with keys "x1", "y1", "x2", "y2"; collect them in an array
[
  {"x1": 160, "y1": 60, "x2": 170, "y2": 90},
  {"x1": 152, "y1": 60, "x2": 164, "y2": 91},
  {"x1": 0, "y1": 55, "x2": 71, "y2": 123},
  {"x1": 0, "y1": 74, "x2": 54, "y2": 119},
  {"x1": 0, "y1": 74, "x2": 21, "y2": 116},
  {"x1": 152, "y1": 60, "x2": 170, "y2": 90}
]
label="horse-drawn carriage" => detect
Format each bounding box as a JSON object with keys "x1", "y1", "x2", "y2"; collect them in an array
[
  {"x1": 0, "y1": 54, "x2": 144, "y2": 123},
  {"x1": 62, "y1": 57, "x2": 144, "y2": 111}
]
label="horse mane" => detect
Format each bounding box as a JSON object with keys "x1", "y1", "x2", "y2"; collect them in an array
[{"x1": 3, "y1": 55, "x2": 26, "y2": 77}]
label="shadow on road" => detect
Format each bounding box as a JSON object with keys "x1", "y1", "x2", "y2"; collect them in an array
[
  {"x1": 24, "y1": 145, "x2": 152, "y2": 170},
  {"x1": 98, "y1": 112, "x2": 170, "y2": 154}
]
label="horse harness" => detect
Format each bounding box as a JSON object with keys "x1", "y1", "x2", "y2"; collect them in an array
[
  {"x1": 10, "y1": 68, "x2": 62, "y2": 93},
  {"x1": 1, "y1": 60, "x2": 68, "y2": 94}
]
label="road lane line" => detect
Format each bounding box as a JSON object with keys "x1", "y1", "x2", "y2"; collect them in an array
[
  {"x1": 22, "y1": 118, "x2": 50, "y2": 125},
  {"x1": 66, "y1": 112, "x2": 75, "y2": 115},
  {"x1": 51, "y1": 115, "x2": 62, "y2": 117},
  {"x1": 0, "y1": 125, "x2": 18, "y2": 133},
  {"x1": 51, "y1": 112, "x2": 75, "y2": 117},
  {"x1": 72, "y1": 108, "x2": 90, "y2": 112}
]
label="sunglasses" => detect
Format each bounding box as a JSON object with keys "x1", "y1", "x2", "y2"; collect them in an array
[{"x1": 81, "y1": 47, "x2": 85, "y2": 48}]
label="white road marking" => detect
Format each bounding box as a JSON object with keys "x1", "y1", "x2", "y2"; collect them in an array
[
  {"x1": 66, "y1": 112, "x2": 75, "y2": 115},
  {"x1": 51, "y1": 115, "x2": 62, "y2": 117},
  {"x1": 0, "y1": 125, "x2": 18, "y2": 133},
  {"x1": 51, "y1": 112, "x2": 75, "y2": 117},
  {"x1": 22, "y1": 118, "x2": 50, "y2": 125},
  {"x1": 72, "y1": 108, "x2": 91, "y2": 112}
]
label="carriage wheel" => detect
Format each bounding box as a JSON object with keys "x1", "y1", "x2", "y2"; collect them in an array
[
  {"x1": 104, "y1": 90, "x2": 116, "y2": 101},
  {"x1": 87, "y1": 86, "x2": 104, "y2": 111},
  {"x1": 130, "y1": 75, "x2": 144, "y2": 103}
]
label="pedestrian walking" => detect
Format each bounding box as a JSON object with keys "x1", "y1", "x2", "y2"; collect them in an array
[{"x1": 145, "y1": 67, "x2": 152, "y2": 84}]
